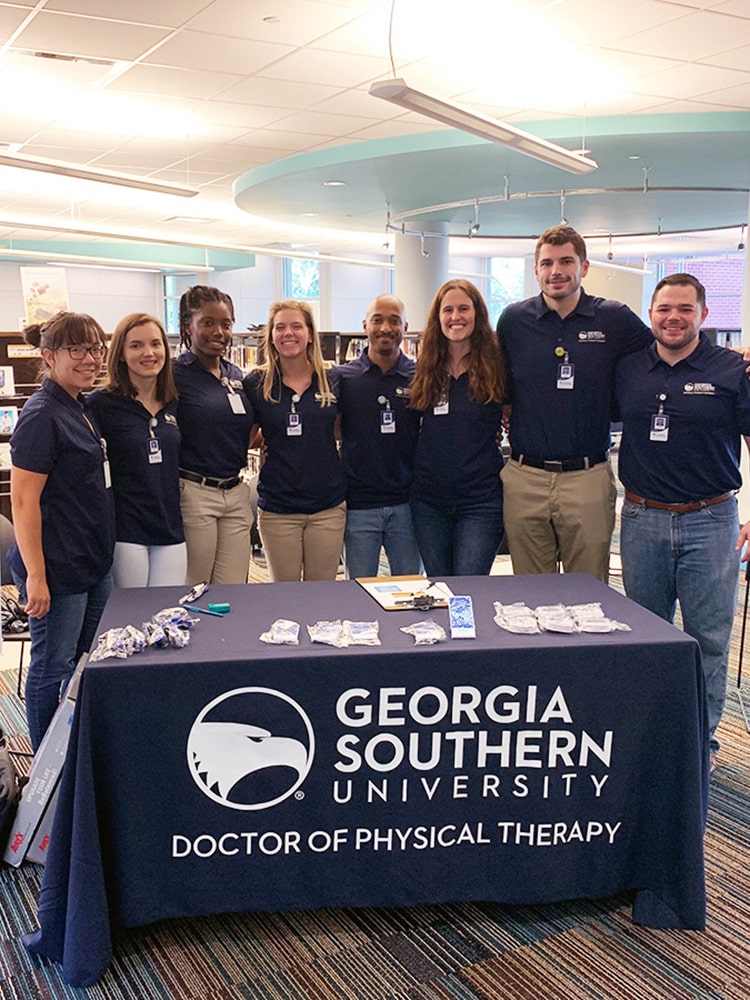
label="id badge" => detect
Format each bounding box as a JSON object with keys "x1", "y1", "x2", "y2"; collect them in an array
[
  {"x1": 228, "y1": 393, "x2": 246, "y2": 414},
  {"x1": 287, "y1": 412, "x2": 302, "y2": 436},
  {"x1": 433, "y1": 400, "x2": 449, "y2": 415},
  {"x1": 103, "y1": 459, "x2": 112, "y2": 489},
  {"x1": 557, "y1": 363, "x2": 575, "y2": 390},
  {"x1": 650, "y1": 413, "x2": 670, "y2": 442},
  {"x1": 380, "y1": 410, "x2": 396, "y2": 434},
  {"x1": 147, "y1": 438, "x2": 163, "y2": 464}
]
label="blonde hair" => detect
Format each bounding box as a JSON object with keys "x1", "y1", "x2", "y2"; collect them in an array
[{"x1": 258, "y1": 300, "x2": 334, "y2": 406}]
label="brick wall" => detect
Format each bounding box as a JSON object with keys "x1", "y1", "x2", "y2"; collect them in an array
[{"x1": 663, "y1": 259, "x2": 743, "y2": 328}]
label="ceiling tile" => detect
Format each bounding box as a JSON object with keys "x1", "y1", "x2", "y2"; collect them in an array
[
  {"x1": 142, "y1": 30, "x2": 294, "y2": 75},
  {"x1": 695, "y1": 80, "x2": 750, "y2": 105},
  {"x1": 267, "y1": 109, "x2": 380, "y2": 137},
  {"x1": 537, "y1": 0, "x2": 688, "y2": 47},
  {"x1": 230, "y1": 129, "x2": 336, "y2": 151},
  {"x1": 258, "y1": 47, "x2": 390, "y2": 87},
  {"x1": 215, "y1": 76, "x2": 341, "y2": 110},
  {"x1": 107, "y1": 64, "x2": 243, "y2": 100},
  {"x1": 617, "y1": 10, "x2": 750, "y2": 61},
  {"x1": 630, "y1": 62, "x2": 750, "y2": 98},
  {"x1": 309, "y1": 5, "x2": 425, "y2": 60},
  {"x1": 0, "y1": 6, "x2": 32, "y2": 42},
  {"x1": 14, "y1": 10, "x2": 172, "y2": 60},
  {"x1": 188, "y1": 0, "x2": 361, "y2": 46},
  {"x1": 699, "y1": 43, "x2": 750, "y2": 71},
  {"x1": 44, "y1": 0, "x2": 208, "y2": 25}
]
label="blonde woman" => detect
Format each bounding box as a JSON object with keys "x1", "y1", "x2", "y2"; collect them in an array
[{"x1": 243, "y1": 301, "x2": 345, "y2": 581}]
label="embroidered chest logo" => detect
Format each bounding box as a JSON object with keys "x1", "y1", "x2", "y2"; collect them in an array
[
  {"x1": 577, "y1": 331, "x2": 605, "y2": 342},
  {"x1": 683, "y1": 382, "x2": 716, "y2": 395}
]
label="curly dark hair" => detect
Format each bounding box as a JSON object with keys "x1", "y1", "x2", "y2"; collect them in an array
[{"x1": 178, "y1": 285, "x2": 235, "y2": 350}]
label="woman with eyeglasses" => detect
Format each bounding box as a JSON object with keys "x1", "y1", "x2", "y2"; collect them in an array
[
  {"x1": 8, "y1": 312, "x2": 115, "y2": 751},
  {"x1": 174, "y1": 285, "x2": 255, "y2": 585},
  {"x1": 87, "y1": 313, "x2": 186, "y2": 588}
]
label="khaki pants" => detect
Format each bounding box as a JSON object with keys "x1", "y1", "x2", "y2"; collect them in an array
[
  {"x1": 259, "y1": 503, "x2": 346, "y2": 582},
  {"x1": 500, "y1": 459, "x2": 616, "y2": 582},
  {"x1": 179, "y1": 478, "x2": 253, "y2": 585}
]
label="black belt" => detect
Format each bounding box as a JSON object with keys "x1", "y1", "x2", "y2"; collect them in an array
[
  {"x1": 624, "y1": 490, "x2": 733, "y2": 514},
  {"x1": 179, "y1": 470, "x2": 242, "y2": 490},
  {"x1": 511, "y1": 451, "x2": 608, "y2": 473}
]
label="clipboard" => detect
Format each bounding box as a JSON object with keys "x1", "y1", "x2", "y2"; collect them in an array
[{"x1": 355, "y1": 574, "x2": 454, "y2": 611}]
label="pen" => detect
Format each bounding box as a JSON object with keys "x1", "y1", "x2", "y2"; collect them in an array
[{"x1": 184, "y1": 604, "x2": 225, "y2": 617}]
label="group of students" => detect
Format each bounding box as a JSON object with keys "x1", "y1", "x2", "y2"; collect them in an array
[{"x1": 8, "y1": 279, "x2": 507, "y2": 751}]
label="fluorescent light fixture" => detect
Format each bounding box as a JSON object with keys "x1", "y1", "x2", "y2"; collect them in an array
[
  {"x1": 369, "y1": 78, "x2": 598, "y2": 175},
  {"x1": 0, "y1": 247, "x2": 213, "y2": 272},
  {"x1": 0, "y1": 153, "x2": 198, "y2": 198}
]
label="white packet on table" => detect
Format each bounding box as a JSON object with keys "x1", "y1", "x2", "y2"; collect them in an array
[{"x1": 259, "y1": 619, "x2": 300, "y2": 645}]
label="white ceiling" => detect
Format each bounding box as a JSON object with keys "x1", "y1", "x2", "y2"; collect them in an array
[{"x1": 0, "y1": 0, "x2": 749, "y2": 266}]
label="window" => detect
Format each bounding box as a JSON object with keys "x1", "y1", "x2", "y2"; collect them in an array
[
  {"x1": 282, "y1": 257, "x2": 320, "y2": 301},
  {"x1": 487, "y1": 258, "x2": 525, "y2": 327},
  {"x1": 164, "y1": 274, "x2": 199, "y2": 336}
]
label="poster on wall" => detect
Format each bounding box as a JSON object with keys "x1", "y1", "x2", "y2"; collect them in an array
[{"x1": 19, "y1": 267, "x2": 69, "y2": 326}]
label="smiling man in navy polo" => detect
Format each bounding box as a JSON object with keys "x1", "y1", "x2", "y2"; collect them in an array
[
  {"x1": 497, "y1": 225, "x2": 652, "y2": 582},
  {"x1": 336, "y1": 294, "x2": 422, "y2": 578},
  {"x1": 616, "y1": 273, "x2": 750, "y2": 774}
]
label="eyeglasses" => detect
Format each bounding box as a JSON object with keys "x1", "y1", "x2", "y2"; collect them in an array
[{"x1": 58, "y1": 344, "x2": 106, "y2": 360}]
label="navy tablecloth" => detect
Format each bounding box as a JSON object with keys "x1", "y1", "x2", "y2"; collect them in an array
[{"x1": 24, "y1": 574, "x2": 708, "y2": 986}]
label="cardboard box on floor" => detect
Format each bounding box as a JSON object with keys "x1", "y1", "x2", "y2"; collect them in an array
[{"x1": 3, "y1": 655, "x2": 86, "y2": 867}]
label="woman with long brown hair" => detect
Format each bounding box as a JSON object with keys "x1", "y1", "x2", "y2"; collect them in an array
[
  {"x1": 244, "y1": 300, "x2": 346, "y2": 581},
  {"x1": 87, "y1": 312, "x2": 186, "y2": 587},
  {"x1": 409, "y1": 279, "x2": 507, "y2": 575}
]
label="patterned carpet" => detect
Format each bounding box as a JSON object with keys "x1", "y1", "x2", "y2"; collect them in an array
[{"x1": 1, "y1": 593, "x2": 749, "y2": 999}]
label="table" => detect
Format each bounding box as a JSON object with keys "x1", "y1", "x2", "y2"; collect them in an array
[{"x1": 23, "y1": 574, "x2": 708, "y2": 987}]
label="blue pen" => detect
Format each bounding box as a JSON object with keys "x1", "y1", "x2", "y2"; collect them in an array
[{"x1": 184, "y1": 604, "x2": 225, "y2": 617}]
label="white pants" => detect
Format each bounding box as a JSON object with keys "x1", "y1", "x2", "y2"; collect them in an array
[{"x1": 113, "y1": 541, "x2": 188, "y2": 588}]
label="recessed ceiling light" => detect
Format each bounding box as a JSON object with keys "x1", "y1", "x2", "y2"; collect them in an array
[
  {"x1": 301, "y1": 212, "x2": 318, "y2": 217},
  {"x1": 263, "y1": 16, "x2": 281, "y2": 24},
  {"x1": 323, "y1": 180, "x2": 346, "y2": 187},
  {"x1": 628, "y1": 154, "x2": 640, "y2": 160}
]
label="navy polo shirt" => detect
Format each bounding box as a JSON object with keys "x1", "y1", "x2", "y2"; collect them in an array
[
  {"x1": 616, "y1": 334, "x2": 750, "y2": 502},
  {"x1": 497, "y1": 290, "x2": 651, "y2": 459},
  {"x1": 9, "y1": 380, "x2": 115, "y2": 595},
  {"x1": 173, "y1": 352, "x2": 254, "y2": 480},
  {"x1": 244, "y1": 369, "x2": 346, "y2": 515},
  {"x1": 335, "y1": 350, "x2": 420, "y2": 509},
  {"x1": 87, "y1": 389, "x2": 184, "y2": 547},
  {"x1": 411, "y1": 373, "x2": 504, "y2": 510}
]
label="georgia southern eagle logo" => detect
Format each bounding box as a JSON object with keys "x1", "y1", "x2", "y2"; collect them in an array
[{"x1": 187, "y1": 687, "x2": 315, "y2": 810}]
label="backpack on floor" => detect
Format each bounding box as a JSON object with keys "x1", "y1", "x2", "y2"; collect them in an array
[{"x1": 0, "y1": 729, "x2": 25, "y2": 854}]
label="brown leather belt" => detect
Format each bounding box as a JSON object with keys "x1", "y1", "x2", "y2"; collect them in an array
[{"x1": 624, "y1": 490, "x2": 734, "y2": 514}]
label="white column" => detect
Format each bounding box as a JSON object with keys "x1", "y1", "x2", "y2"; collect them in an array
[{"x1": 394, "y1": 222, "x2": 449, "y2": 330}]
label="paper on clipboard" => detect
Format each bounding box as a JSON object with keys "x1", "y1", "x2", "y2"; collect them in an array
[{"x1": 355, "y1": 574, "x2": 454, "y2": 611}]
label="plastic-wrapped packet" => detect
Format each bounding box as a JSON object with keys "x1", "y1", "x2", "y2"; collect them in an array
[
  {"x1": 89, "y1": 624, "x2": 146, "y2": 662},
  {"x1": 579, "y1": 617, "x2": 632, "y2": 633},
  {"x1": 152, "y1": 606, "x2": 198, "y2": 628},
  {"x1": 164, "y1": 623, "x2": 191, "y2": 648},
  {"x1": 142, "y1": 620, "x2": 168, "y2": 647},
  {"x1": 568, "y1": 602, "x2": 606, "y2": 623},
  {"x1": 535, "y1": 604, "x2": 577, "y2": 633},
  {"x1": 307, "y1": 620, "x2": 348, "y2": 647},
  {"x1": 493, "y1": 601, "x2": 539, "y2": 634},
  {"x1": 343, "y1": 621, "x2": 380, "y2": 646},
  {"x1": 260, "y1": 619, "x2": 300, "y2": 645},
  {"x1": 400, "y1": 621, "x2": 446, "y2": 645}
]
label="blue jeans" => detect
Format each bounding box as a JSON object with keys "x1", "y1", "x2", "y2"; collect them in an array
[
  {"x1": 344, "y1": 504, "x2": 422, "y2": 578},
  {"x1": 620, "y1": 496, "x2": 739, "y2": 753},
  {"x1": 14, "y1": 571, "x2": 113, "y2": 753},
  {"x1": 410, "y1": 496, "x2": 504, "y2": 576}
]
